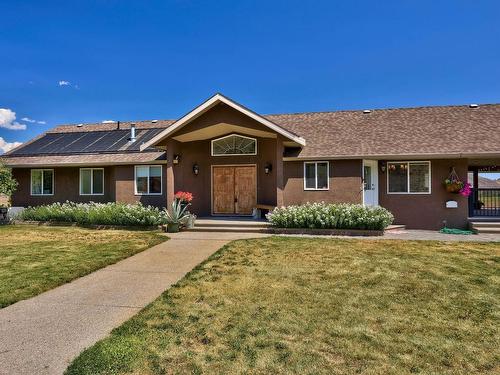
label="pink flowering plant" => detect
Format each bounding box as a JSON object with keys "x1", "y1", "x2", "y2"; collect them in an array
[
  {"x1": 459, "y1": 182, "x2": 472, "y2": 197},
  {"x1": 174, "y1": 191, "x2": 194, "y2": 203}
]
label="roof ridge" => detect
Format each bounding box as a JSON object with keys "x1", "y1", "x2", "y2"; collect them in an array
[
  {"x1": 264, "y1": 102, "x2": 500, "y2": 117},
  {"x1": 47, "y1": 102, "x2": 500, "y2": 130}
]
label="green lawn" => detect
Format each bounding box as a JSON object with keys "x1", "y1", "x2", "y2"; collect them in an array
[
  {"x1": 66, "y1": 237, "x2": 500, "y2": 375},
  {"x1": 0, "y1": 225, "x2": 167, "y2": 308}
]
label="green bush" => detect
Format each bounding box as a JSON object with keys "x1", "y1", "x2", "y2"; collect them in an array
[
  {"x1": 267, "y1": 202, "x2": 394, "y2": 230},
  {"x1": 19, "y1": 201, "x2": 168, "y2": 226}
]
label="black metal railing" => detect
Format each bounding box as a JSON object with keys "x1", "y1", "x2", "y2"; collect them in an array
[{"x1": 469, "y1": 188, "x2": 500, "y2": 217}]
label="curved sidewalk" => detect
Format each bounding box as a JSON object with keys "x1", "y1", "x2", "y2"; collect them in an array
[{"x1": 0, "y1": 231, "x2": 267, "y2": 375}]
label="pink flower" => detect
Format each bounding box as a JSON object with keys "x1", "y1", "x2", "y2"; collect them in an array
[
  {"x1": 459, "y1": 182, "x2": 472, "y2": 197},
  {"x1": 174, "y1": 191, "x2": 194, "y2": 203}
]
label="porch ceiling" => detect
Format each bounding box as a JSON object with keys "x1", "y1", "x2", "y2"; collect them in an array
[{"x1": 172, "y1": 123, "x2": 276, "y2": 142}]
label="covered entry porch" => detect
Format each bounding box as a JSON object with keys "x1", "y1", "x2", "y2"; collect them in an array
[{"x1": 139, "y1": 94, "x2": 305, "y2": 216}]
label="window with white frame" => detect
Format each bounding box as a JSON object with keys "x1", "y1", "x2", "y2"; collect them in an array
[
  {"x1": 211, "y1": 134, "x2": 257, "y2": 156},
  {"x1": 135, "y1": 165, "x2": 162, "y2": 195},
  {"x1": 387, "y1": 161, "x2": 431, "y2": 194},
  {"x1": 304, "y1": 161, "x2": 329, "y2": 190},
  {"x1": 80, "y1": 168, "x2": 104, "y2": 195},
  {"x1": 31, "y1": 169, "x2": 54, "y2": 195}
]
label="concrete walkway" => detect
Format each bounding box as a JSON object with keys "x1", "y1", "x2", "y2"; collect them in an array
[{"x1": 0, "y1": 231, "x2": 267, "y2": 375}]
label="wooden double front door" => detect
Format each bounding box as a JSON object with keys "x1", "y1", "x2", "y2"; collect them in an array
[{"x1": 212, "y1": 165, "x2": 257, "y2": 215}]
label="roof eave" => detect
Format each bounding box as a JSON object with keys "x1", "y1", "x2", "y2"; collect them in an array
[{"x1": 283, "y1": 152, "x2": 500, "y2": 161}]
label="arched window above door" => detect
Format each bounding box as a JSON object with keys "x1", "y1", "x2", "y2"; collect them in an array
[{"x1": 211, "y1": 134, "x2": 257, "y2": 156}]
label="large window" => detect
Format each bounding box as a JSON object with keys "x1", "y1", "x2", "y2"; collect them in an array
[
  {"x1": 388, "y1": 161, "x2": 431, "y2": 194},
  {"x1": 211, "y1": 134, "x2": 257, "y2": 156},
  {"x1": 304, "y1": 161, "x2": 329, "y2": 190},
  {"x1": 80, "y1": 168, "x2": 104, "y2": 195},
  {"x1": 31, "y1": 169, "x2": 54, "y2": 195},
  {"x1": 135, "y1": 165, "x2": 162, "y2": 195}
]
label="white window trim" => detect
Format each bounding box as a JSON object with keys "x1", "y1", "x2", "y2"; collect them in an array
[
  {"x1": 30, "y1": 169, "x2": 54, "y2": 196},
  {"x1": 134, "y1": 165, "x2": 163, "y2": 195},
  {"x1": 211, "y1": 134, "x2": 257, "y2": 156},
  {"x1": 79, "y1": 168, "x2": 105, "y2": 196},
  {"x1": 303, "y1": 161, "x2": 330, "y2": 191},
  {"x1": 387, "y1": 161, "x2": 432, "y2": 195}
]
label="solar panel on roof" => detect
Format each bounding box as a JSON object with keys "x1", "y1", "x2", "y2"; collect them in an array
[{"x1": 8, "y1": 128, "x2": 167, "y2": 156}]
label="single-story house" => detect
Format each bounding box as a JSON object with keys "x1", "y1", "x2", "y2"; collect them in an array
[{"x1": 2, "y1": 93, "x2": 499, "y2": 229}]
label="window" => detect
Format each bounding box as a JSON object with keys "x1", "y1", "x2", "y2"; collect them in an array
[
  {"x1": 304, "y1": 162, "x2": 329, "y2": 190},
  {"x1": 388, "y1": 161, "x2": 431, "y2": 194},
  {"x1": 211, "y1": 134, "x2": 257, "y2": 156},
  {"x1": 31, "y1": 169, "x2": 54, "y2": 195},
  {"x1": 80, "y1": 168, "x2": 104, "y2": 195},
  {"x1": 135, "y1": 165, "x2": 162, "y2": 195}
]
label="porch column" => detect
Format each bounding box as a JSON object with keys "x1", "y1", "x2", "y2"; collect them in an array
[
  {"x1": 472, "y1": 167, "x2": 479, "y2": 189},
  {"x1": 276, "y1": 136, "x2": 284, "y2": 207},
  {"x1": 166, "y1": 139, "x2": 175, "y2": 211}
]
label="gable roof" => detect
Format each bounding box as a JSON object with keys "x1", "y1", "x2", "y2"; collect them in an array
[
  {"x1": 2, "y1": 100, "x2": 500, "y2": 167},
  {"x1": 266, "y1": 103, "x2": 500, "y2": 159},
  {"x1": 139, "y1": 93, "x2": 306, "y2": 150}
]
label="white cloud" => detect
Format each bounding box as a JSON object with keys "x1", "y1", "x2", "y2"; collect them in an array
[
  {"x1": 21, "y1": 117, "x2": 47, "y2": 125},
  {"x1": 0, "y1": 137, "x2": 22, "y2": 154},
  {"x1": 0, "y1": 109, "x2": 27, "y2": 130},
  {"x1": 59, "y1": 80, "x2": 70, "y2": 86}
]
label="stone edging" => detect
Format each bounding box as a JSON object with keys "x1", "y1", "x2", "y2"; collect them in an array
[{"x1": 267, "y1": 227, "x2": 384, "y2": 236}]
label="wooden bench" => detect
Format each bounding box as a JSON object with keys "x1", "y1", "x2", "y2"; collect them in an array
[{"x1": 253, "y1": 204, "x2": 276, "y2": 219}]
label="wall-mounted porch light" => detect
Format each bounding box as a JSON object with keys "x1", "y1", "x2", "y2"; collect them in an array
[
  {"x1": 173, "y1": 154, "x2": 181, "y2": 164},
  {"x1": 380, "y1": 161, "x2": 386, "y2": 173},
  {"x1": 193, "y1": 163, "x2": 199, "y2": 175},
  {"x1": 265, "y1": 163, "x2": 273, "y2": 174}
]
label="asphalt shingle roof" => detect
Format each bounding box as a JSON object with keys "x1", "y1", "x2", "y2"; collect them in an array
[{"x1": 3, "y1": 103, "x2": 499, "y2": 164}]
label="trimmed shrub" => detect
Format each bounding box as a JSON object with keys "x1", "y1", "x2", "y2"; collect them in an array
[
  {"x1": 266, "y1": 202, "x2": 394, "y2": 230},
  {"x1": 19, "y1": 201, "x2": 168, "y2": 226}
]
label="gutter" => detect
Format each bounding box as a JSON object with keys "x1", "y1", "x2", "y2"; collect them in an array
[{"x1": 282, "y1": 152, "x2": 500, "y2": 161}]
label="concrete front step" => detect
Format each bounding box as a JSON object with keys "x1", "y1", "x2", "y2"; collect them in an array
[
  {"x1": 186, "y1": 226, "x2": 268, "y2": 233},
  {"x1": 194, "y1": 218, "x2": 270, "y2": 229},
  {"x1": 469, "y1": 221, "x2": 500, "y2": 234},
  {"x1": 470, "y1": 221, "x2": 500, "y2": 227},
  {"x1": 472, "y1": 228, "x2": 500, "y2": 234}
]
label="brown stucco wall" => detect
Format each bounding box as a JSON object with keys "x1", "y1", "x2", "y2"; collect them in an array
[
  {"x1": 378, "y1": 159, "x2": 469, "y2": 230},
  {"x1": 11, "y1": 167, "x2": 114, "y2": 206},
  {"x1": 113, "y1": 165, "x2": 167, "y2": 207},
  {"x1": 172, "y1": 137, "x2": 277, "y2": 216},
  {"x1": 10, "y1": 165, "x2": 166, "y2": 208},
  {"x1": 282, "y1": 160, "x2": 363, "y2": 206},
  {"x1": 173, "y1": 102, "x2": 275, "y2": 137}
]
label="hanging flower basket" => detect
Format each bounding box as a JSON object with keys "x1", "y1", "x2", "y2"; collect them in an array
[
  {"x1": 444, "y1": 168, "x2": 464, "y2": 194},
  {"x1": 445, "y1": 181, "x2": 463, "y2": 193}
]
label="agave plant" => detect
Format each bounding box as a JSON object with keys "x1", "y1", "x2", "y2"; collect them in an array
[{"x1": 165, "y1": 199, "x2": 191, "y2": 224}]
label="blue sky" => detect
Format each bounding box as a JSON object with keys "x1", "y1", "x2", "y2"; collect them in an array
[{"x1": 1, "y1": 0, "x2": 500, "y2": 164}]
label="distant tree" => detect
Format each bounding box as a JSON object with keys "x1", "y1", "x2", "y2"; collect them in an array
[{"x1": 0, "y1": 161, "x2": 18, "y2": 197}]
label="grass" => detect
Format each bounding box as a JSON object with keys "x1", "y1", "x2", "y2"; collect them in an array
[
  {"x1": 66, "y1": 237, "x2": 500, "y2": 375},
  {"x1": 0, "y1": 225, "x2": 167, "y2": 308}
]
